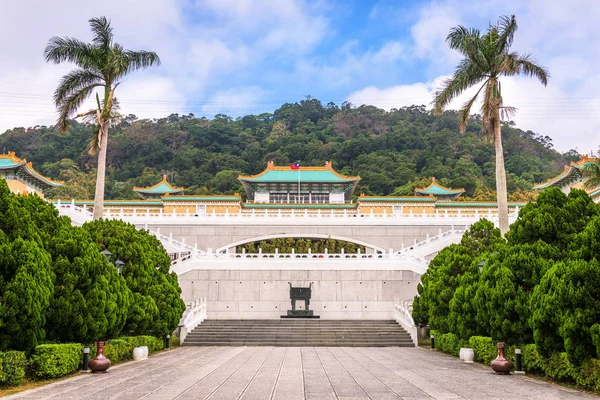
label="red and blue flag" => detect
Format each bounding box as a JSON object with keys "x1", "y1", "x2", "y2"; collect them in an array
[{"x1": 290, "y1": 162, "x2": 300, "y2": 170}]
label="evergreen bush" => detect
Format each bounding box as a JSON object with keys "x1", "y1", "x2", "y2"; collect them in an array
[
  {"x1": 467, "y1": 336, "x2": 497, "y2": 365},
  {"x1": 436, "y1": 333, "x2": 462, "y2": 356},
  {"x1": 30, "y1": 344, "x2": 83, "y2": 379},
  {"x1": 103, "y1": 339, "x2": 133, "y2": 363},
  {"x1": 0, "y1": 351, "x2": 27, "y2": 386}
]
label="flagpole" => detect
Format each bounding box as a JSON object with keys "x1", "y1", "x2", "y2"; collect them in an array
[{"x1": 298, "y1": 166, "x2": 300, "y2": 202}]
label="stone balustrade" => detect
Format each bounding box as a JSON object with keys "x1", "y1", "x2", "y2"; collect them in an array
[
  {"x1": 394, "y1": 298, "x2": 418, "y2": 345},
  {"x1": 179, "y1": 297, "x2": 207, "y2": 344}
]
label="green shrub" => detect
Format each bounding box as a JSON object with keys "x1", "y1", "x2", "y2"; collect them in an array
[
  {"x1": 468, "y1": 336, "x2": 497, "y2": 365},
  {"x1": 573, "y1": 358, "x2": 600, "y2": 392},
  {"x1": 436, "y1": 333, "x2": 462, "y2": 356},
  {"x1": 103, "y1": 339, "x2": 133, "y2": 363},
  {"x1": 0, "y1": 351, "x2": 27, "y2": 386},
  {"x1": 30, "y1": 343, "x2": 83, "y2": 379},
  {"x1": 119, "y1": 336, "x2": 162, "y2": 354},
  {"x1": 521, "y1": 344, "x2": 544, "y2": 373},
  {"x1": 542, "y1": 352, "x2": 575, "y2": 383}
]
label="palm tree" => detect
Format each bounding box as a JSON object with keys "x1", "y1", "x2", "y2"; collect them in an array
[
  {"x1": 44, "y1": 17, "x2": 160, "y2": 219},
  {"x1": 433, "y1": 15, "x2": 548, "y2": 235}
]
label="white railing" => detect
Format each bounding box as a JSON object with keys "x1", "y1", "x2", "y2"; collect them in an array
[
  {"x1": 54, "y1": 200, "x2": 520, "y2": 223},
  {"x1": 398, "y1": 227, "x2": 466, "y2": 256},
  {"x1": 394, "y1": 298, "x2": 418, "y2": 346},
  {"x1": 179, "y1": 297, "x2": 207, "y2": 344}
]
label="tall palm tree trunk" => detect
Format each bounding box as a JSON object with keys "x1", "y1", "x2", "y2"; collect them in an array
[
  {"x1": 494, "y1": 117, "x2": 509, "y2": 235},
  {"x1": 92, "y1": 122, "x2": 109, "y2": 220}
]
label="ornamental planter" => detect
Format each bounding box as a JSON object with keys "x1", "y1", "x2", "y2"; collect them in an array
[
  {"x1": 133, "y1": 347, "x2": 144, "y2": 361},
  {"x1": 89, "y1": 341, "x2": 111, "y2": 373},
  {"x1": 463, "y1": 348, "x2": 475, "y2": 363},
  {"x1": 490, "y1": 342, "x2": 513, "y2": 374}
]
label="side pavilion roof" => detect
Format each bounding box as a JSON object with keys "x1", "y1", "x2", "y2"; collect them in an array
[
  {"x1": 0, "y1": 152, "x2": 63, "y2": 188},
  {"x1": 415, "y1": 178, "x2": 465, "y2": 197},
  {"x1": 133, "y1": 175, "x2": 184, "y2": 195}
]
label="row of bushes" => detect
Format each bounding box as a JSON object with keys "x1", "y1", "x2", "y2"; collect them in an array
[
  {"x1": 434, "y1": 331, "x2": 600, "y2": 393},
  {"x1": 0, "y1": 336, "x2": 166, "y2": 385}
]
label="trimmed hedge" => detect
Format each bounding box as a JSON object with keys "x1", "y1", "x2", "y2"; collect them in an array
[
  {"x1": 103, "y1": 339, "x2": 134, "y2": 363},
  {"x1": 468, "y1": 336, "x2": 496, "y2": 365},
  {"x1": 119, "y1": 336, "x2": 163, "y2": 353},
  {"x1": 436, "y1": 333, "x2": 462, "y2": 356},
  {"x1": 0, "y1": 351, "x2": 27, "y2": 386},
  {"x1": 30, "y1": 344, "x2": 83, "y2": 379}
]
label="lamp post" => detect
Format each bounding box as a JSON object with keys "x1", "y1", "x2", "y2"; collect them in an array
[
  {"x1": 82, "y1": 347, "x2": 90, "y2": 372},
  {"x1": 115, "y1": 259, "x2": 125, "y2": 274},
  {"x1": 100, "y1": 249, "x2": 112, "y2": 259},
  {"x1": 478, "y1": 261, "x2": 486, "y2": 273}
]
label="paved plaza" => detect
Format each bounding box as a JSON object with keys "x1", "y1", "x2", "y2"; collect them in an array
[{"x1": 7, "y1": 346, "x2": 597, "y2": 400}]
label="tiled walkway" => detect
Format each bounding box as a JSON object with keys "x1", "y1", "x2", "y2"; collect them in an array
[{"x1": 7, "y1": 347, "x2": 597, "y2": 399}]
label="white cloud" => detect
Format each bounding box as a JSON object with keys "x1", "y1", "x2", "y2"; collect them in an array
[
  {"x1": 0, "y1": 0, "x2": 329, "y2": 133},
  {"x1": 346, "y1": 0, "x2": 600, "y2": 153},
  {"x1": 201, "y1": 86, "x2": 267, "y2": 117},
  {"x1": 296, "y1": 40, "x2": 407, "y2": 88}
]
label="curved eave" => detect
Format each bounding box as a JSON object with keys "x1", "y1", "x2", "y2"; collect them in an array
[
  {"x1": 534, "y1": 166, "x2": 576, "y2": 190},
  {"x1": 134, "y1": 188, "x2": 183, "y2": 195},
  {"x1": 133, "y1": 176, "x2": 184, "y2": 193},
  {"x1": 22, "y1": 163, "x2": 64, "y2": 187},
  {"x1": 415, "y1": 180, "x2": 465, "y2": 196}
]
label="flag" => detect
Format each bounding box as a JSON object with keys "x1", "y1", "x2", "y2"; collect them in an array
[{"x1": 290, "y1": 162, "x2": 300, "y2": 170}]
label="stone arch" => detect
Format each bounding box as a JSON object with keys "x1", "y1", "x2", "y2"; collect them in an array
[{"x1": 216, "y1": 233, "x2": 385, "y2": 254}]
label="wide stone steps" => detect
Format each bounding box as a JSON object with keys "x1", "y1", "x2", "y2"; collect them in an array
[{"x1": 183, "y1": 319, "x2": 415, "y2": 347}]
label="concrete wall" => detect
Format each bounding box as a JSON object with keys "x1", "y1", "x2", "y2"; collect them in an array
[
  {"x1": 144, "y1": 223, "x2": 457, "y2": 253},
  {"x1": 178, "y1": 268, "x2": 420, "y2": 320}
]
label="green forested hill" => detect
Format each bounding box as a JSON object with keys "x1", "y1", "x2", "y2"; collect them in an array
[{"x1": 0, "y1": 100, "x2": 576, "y2": 200}]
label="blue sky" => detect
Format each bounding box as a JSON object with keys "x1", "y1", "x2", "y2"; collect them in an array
[{"x1": 1, "y1": 0, "x2": 599, "y2": 152}]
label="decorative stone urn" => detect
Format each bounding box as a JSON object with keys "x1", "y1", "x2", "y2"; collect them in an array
[
  {"x1": 463, "y1": 348, "x2": 475, "y2": 363},
  {"x1": 89, "y1": 341, "x2": 111, "y2": 373},
  {"x1": 133, "y1": 347, "x2": 144, "y2": 361},
  {"x1": 490, "y1": 342, "x2": 513, "y2": 374}
]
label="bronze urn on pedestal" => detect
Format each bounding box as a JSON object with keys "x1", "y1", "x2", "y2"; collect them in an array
[
  {"x1": 491, "y1": 342, "x2": 513, "y2": 374},
  {"x1": 89, "y1": 341, "x2": 111, "y2": 373}
]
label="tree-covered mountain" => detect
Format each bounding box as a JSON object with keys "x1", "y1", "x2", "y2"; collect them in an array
[{"x1": 0, "y1": 99, "x2": 576, "y2": 200}]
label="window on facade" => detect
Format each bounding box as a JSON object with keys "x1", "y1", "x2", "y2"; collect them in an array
[
  {"x1": 196, "y1": 204, "x2": 207, "y2": 214},
  {"x1": 270, "y1": 193, "x2": 288, "y2": 203},
  {"x1": 393, "y1": 205, "x2": 403, "y2": 214}
]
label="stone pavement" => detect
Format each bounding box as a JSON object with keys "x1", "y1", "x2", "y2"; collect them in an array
[{"x1": 7, "y1": 346, "x2": 598, "y2": 400}]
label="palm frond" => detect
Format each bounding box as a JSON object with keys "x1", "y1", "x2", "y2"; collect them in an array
[
  {"x1": 446, "y1": 25, "x2": 481, "y2": 58},
  {"x1": 515, "y1": 54, "x2": 549, "y2": 85},
  {"x1": 458, "y1": 81, "x2": 487, "y2": 132},
  {"x1": 55, "y1": 85, "x2": 98, "y2": 132},
  {"x1": 432, "y1": 59, "x2": 485, "y2": 114},
  {"x1": 44, "y1": 37, "x2": 97, "y2": 69},
  {"x1": 53, "y1": 69, "x2": 104, "y2": 106},
  {"x1": 480, "y1": 79, "x2": 501, "y2": 134},
  {"x1": 496, "y1": 15, "x2": 518, "y2": 54},
  {"x1": 89, "y1": 16, "x2": 113, "y2": 49},
  {"x1": 500, "y1": 106, "x2": 517, "y2": 121},
  {"x1": 123, "y1": 50, "x2": 161, "y2": 74}
]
